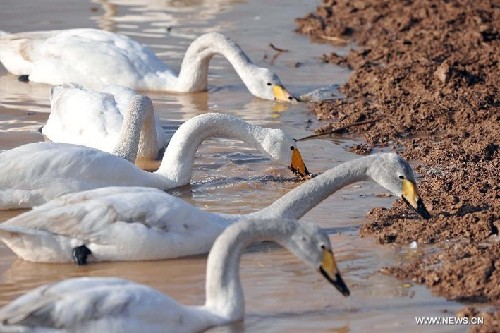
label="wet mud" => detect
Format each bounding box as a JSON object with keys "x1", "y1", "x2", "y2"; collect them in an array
[{"x1": 296, "y1": 0, "x2": 499, "y2": 329}]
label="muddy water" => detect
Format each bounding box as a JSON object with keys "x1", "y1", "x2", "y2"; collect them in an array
[{"x1": 0, "y1": 1, "x2": 470, "y2": 332}]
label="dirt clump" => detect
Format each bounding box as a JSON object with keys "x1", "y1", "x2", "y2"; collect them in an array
[{"x1": 295, "y1": 0, "x2": 499, "y2": 328}]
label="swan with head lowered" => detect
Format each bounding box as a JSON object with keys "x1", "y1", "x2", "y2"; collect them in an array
[
  {"x1": 0, "y1": 153, "x2": 430, "y2": 265},
  {"x1": 0, "y1": 113, "x2": 310, "y2": 210},
  {"x1": 0, "y1": 218, "x2": 350, "y2": 333},
  {"x1": 0, "y1": 29, "x2": 296, "y2": 101},
  {"x1": 42, "y1": 84, "x2": 167, "y2": 160}
]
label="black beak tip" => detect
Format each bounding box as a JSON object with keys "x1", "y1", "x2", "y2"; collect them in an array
[
  {"x1": 333, "y1": 273, "x2": 351, "y2": 297},
  {"x1": 416, "y1": 199, "x2": 431, "y2": 220},
  {"x1": 321, "y1": 267, "x2": 351, "y2": 297},
  {"x1": 289, "y1": 166, "x2": 312, "y2": 179}
]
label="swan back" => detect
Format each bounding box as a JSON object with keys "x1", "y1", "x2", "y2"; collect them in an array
[
  {"x1": 0, "y1": 29, "x2": 174, "y2": 89},
  {"x1": 43, "y1": 84, "x2": 166, "y2": 160},
  {"x1": 0, "y1": 277, "x2": 206, "y2": 333},
  {"x1": 43, "y1": 84, "x2": 133, "y2": 152}
]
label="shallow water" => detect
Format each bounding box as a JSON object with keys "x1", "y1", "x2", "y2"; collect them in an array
[{"x1": 0, "y1": 1, "x2": 473, "y2": 332}]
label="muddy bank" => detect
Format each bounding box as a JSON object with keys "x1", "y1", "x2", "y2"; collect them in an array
[{"x1": 296, "y1": 0, "x2": 499, "y2": 329}]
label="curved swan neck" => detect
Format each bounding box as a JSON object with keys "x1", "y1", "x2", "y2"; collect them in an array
[
  {"x1": 175, "y1": 32, "x2": 256, "y2": 92},
  {"x1": 137, "y1": 103, "x2": 159, "y2": 159},
  {"x1": 250, "y1": 155, "x2": 378, "y2": 219},
  {"x1": 155, "y1": 113, "x2": 267, "y2": 186},
  {"x1": 204, "y1": 219, "x2": 291, "y2": 321},
  {"x1": 112, "y1": 95, "x2": 151, "y2": 162}
]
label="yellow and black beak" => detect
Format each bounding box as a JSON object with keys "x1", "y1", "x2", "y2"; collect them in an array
[
  {"x1": 401, "y1": 179, "x2": 431, "y2": 219},
  {"x1": 272, "y1": 85, "x2": 298, "y2": 102},
  {"x1": 319, "y1": 248, "x2": 350, "y2": 297},
  {"x1": 289, "y1": 147, "x2": 311, "y2": 179}
]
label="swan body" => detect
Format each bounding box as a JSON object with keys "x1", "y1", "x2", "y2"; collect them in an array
[
  {"x1": 42, "y1": 84, "x2": 167, "y2": 159},
  {"x1": 0, "y1": 29, "x2": 295, "y2": 101},
  {"x1": 0, "y1": 113, "x2": 309, "y2": 209},
  {"x1": 0, "y1": 218, "x2": 350, "y2": 333},
  {"x1": 0, "y1": 153, "x2": 430, "y2": 263}
]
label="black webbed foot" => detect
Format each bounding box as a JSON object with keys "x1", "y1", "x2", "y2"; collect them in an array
[
  {"x1": 18, "y1": 75, "x2": 30, "y2": 83},
  {"x1": 72, "y1": 245, "x2": 92, "y2": 265}
]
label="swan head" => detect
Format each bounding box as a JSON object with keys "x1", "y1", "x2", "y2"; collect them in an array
[
  {"x1": 260, "y1": 128, "x2": 311, "y2": 178},
  {"x1": 367, "y1": 153, "x2": 431, "y2": 219},
  {"x1": 282, "y1": 220, "x2": 350, "y2": 297},
  {"x1": 245, "y1": 67, "x2": 297, "y2": 102}
]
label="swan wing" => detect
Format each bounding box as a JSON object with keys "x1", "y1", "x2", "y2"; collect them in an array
[
  {"x1": 2, "y1": 187, "x2": 207, "y2": 237},
  {"x1": 0, "y1": 277, "x2": 190, "y2": 332},
  {"x1": 0, "y1": 143, "x2": 163, "y2": 208},
  {"x1": 0, "y1": 29, "x2": 175, "y2": 89},
  {"x1": 0, "y1": 187, "x2": 227, "y2": 261},
  {"x1": 42, "y1": 84, "x2": 127, "y2": 152}
]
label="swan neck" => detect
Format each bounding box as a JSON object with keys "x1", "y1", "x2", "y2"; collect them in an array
[
  {"x1": 251, "y1": 156, "x2": 375, "y2": 219},
  {"x1": 111, "y1": 96, "x2": 149, "y2": 162},
  {"x1": 155, "y1": 114, "x2": 265, "y2": 186},
  {"x1": 137, "y1": 105, "x2": 159, "y2": 159},
  {"x1": 176, "y1": 33, "x2": 255, "y2": 92},
  {"x1": 204, "y1": 220, "x2": 289, "y2": 321}
]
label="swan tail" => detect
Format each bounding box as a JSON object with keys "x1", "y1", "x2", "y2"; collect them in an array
[
  {"x1": 0, "y1": 284, "x2": 58, "y2": 328},
  {"x1": 0, "y1": 224, "x2": 75, "y2": 263},
  {"x1": 0, "y1": 224, "x2": 40, "y2": 239}
]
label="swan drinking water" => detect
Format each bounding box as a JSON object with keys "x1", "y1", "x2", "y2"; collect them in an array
[
  {"x1": 0, "y1": 153, "x2": 430, "y2": 264},
  {"x1": 42, "y1": 84, "x2": 167, "y2": 160},
  {"x1": 0, "y1": 113, "x2": 310, "y2": 210},
  {"x1": 0, "y1": 218, "x2": 350, "y2": 333},
  {"x1": 0, "y1": 29, "x2": 296, "y2": 101}
]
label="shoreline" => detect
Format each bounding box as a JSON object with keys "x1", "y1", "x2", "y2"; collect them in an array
[{"x1": 295, "y1": 0, "x2": 499, "y2": 329}]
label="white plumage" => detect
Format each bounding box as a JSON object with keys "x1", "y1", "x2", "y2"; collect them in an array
[
  {"x1": 0, "y1": 113, "x2": 309, "y2": 209},
  {"x1": 0, "y1": 29, "x2": 295, "y2": 101},
  {"x1": 0, "y1": 153, "x2": 430, "y2": 263},
  {"x1": 0, "y1": 219, "x2": 349, "y2": 333},
  {"x1": 42, "y1": 84, "x2": 167, "y2": 159}
]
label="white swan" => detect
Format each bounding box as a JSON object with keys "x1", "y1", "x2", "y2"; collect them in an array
[
  {"x1": 42, "y1": 84, "x2": 167, "y2": 160},
  {"x1": 0, "y1": 29, "x2": 296, "y2": 101},
  {"x1": 0, "y1": 113, "x2": 310, "y2": 210},
  {"x1": 0, "y1": 153, "x2": 430, "y2": 264},
  {"x1": 0, "y1": 218, "x2": 350, "y2": 333}
]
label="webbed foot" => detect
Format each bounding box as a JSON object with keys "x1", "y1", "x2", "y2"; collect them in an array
[
  {"x1": 18, "y1": 75, "x2": 29, "y2": 83},
  {"x1": 72, "y1": 245, "x2": 92, "y2": 265}
]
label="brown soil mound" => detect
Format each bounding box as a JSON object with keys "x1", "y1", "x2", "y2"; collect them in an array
[{"x1": 295, "y1": 0, "x2": 499, "y2": 328}]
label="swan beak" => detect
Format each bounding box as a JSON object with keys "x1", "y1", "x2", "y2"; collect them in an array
[
  {"x1": 401, "y1": 179, "x2": 431, "y2": 219},
  {"x1": 290, "y1": 147, "x2": 311, "y2": 178},
  {"x1": 273, "y1": 85, "x2": 298, "y2": 102},
  {"x1": 319, "y1": 248, "x2": 350, "y2": 297}
]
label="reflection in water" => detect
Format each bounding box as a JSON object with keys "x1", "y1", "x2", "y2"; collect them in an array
[
  {"x1": 92, "y1": 0, "x2": 118, "y2": 31},
  {"x1": 92, "y1": 0, "x2": 244, "y2": 40}
]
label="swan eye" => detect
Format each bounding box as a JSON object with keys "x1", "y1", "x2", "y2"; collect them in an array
[
  {"x1": 321, "y1": 245, "x2": 325, "y2": 249},
  {"x1": 290, "y1": 146, "x2": 295, "y2": 151},
  {"x1": 267, "y1": 82, "x2": 272, "y2": 86},
  {"x1": 399, "y1": 175, "x2": 405, "y2": 179}
]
